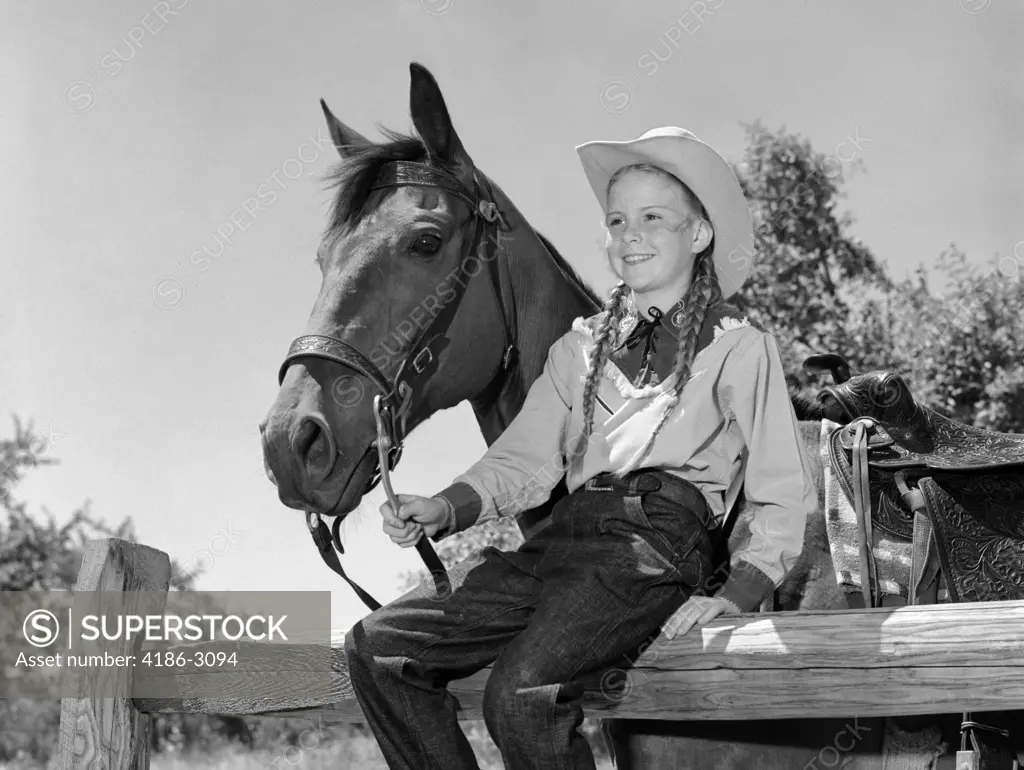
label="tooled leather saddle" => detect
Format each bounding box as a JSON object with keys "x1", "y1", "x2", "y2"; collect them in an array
[
  {"x1": 805, "y1": 353, "x2": 1024, "y2": 606},
  {"x1": 806, "y1": 353, "x2": 1024, "y2": 769}
]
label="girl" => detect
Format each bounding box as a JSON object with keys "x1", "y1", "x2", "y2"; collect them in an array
[{"x1": 344, "y1": 126, "x2": 818, "y2": 770}]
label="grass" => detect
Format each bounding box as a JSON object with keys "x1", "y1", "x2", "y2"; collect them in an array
[
  {"x1": 147, "y1": 724, "x2": 613, "y2": 770},
  {"x1": 0, "y1": 721, "x2": 614, "y2": 770}
]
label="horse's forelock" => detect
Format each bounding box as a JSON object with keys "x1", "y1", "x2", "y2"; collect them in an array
[{"x1": 321, "y1": 129, "x2": 430, "y2": 242}]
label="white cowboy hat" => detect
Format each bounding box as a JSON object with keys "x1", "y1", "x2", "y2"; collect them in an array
[{"x1": 576, "y1": 126, "x2": 755, "y2": 298}]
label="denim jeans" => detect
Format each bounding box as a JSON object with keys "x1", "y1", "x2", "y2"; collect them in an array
[{"x1": 344, "y1": 468, "x2": 715, "y2": 770}]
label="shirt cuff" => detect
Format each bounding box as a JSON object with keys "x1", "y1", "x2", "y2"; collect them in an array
[
  {"x1": 714, "y1": 560, "x2": 775, "y2": 613},
  {"x1": 430, "y1": 482, "x2": 483, "y2": 541}
]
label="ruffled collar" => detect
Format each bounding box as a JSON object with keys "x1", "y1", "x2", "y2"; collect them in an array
[{"x1": 572, "y1": 300, "x2": 763, "y2": 400}]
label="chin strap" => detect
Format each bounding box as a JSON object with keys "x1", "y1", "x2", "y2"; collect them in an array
[{"x1": 306, "y1": 511, "x2": 383, "y2": 611}]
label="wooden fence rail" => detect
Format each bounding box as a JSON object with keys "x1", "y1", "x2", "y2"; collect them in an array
[{"x1": 55, "y1": 538, "x2": 1024, "y2": 768}]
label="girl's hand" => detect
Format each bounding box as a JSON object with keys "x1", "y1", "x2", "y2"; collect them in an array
[
  {"x1": 380, "y1": 494, "x2": 450, "y2": 546},
  {"x1": 661, "y1": 595, "x2": 742, "y2": 639}
]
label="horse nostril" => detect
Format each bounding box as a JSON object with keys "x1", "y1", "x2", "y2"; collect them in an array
[{"x1": 295, "y1": 416, "x2": 336, "y2": 482}]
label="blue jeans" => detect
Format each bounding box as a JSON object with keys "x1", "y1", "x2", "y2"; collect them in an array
[{"x1": 344, "y1": 468, "x2": 715, "y2": 770}]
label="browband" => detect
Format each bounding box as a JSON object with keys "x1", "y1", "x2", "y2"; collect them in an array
[{"x1": 371, "y1": 161, "x2": 476, "y2": 205}]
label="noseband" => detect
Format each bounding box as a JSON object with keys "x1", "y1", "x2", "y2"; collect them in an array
[{"x1": 276, "y1": 160, "x2": 519, "y2": 610}]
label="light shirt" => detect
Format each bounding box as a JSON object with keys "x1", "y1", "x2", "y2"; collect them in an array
[{"x1": 434, "y1": 300, "x2": 817, "y2": 611}]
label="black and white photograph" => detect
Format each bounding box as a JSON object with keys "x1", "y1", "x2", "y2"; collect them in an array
[{"x1": 3, "y1": 1, "x2": 1023, "y2": 768}]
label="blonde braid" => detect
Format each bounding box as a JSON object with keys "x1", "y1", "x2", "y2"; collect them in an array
[
  {"x1": 571, "y1": 281, "x2": 631, "y2": 467},
  {"x1": 615, "y1": 248, "x2": 723, "y2": 476}
]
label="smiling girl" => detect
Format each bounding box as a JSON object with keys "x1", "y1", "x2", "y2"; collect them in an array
[{"x1": 345, "y1": 126, "x2": 818, "y2": 770}]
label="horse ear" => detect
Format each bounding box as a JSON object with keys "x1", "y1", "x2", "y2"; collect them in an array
[
  {"x1": 320, "y1": 99, "x2": 370, "y2": 158},
  {"x1": 408, "y1": 62, "x2": 475, "y2": 180}
]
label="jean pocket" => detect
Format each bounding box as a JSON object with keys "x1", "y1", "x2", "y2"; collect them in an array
[
  {"x1": 625, "y1": 494, "x2": 710, "y2": 587},
  {"x1": 593, "y1": 518, "x2": 684, "y2": 606}
]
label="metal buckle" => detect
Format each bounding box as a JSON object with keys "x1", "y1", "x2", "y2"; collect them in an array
[
  {"x1": 373, "y1": 394, "x2": 403, "y2": 525},
  {"x1": 373, "y1": 395, "x2": 392, "y2": 449},
  {"x1": 372, "y1": 395, "x2": 403, "y2": 471},
  {"x1": 395, "y1": 381, "x2": 413, "y2": 432},
  {"x1": 585, "y1": 476, "x2": 615, "y2": 492},
  {"x1": 838, "y1": 417, "x2": 893, "y2": 452},
  {"x1": 478, "y1": 200, "x2": 499, "y2": 222},
  {"x1": 364, "y1": 466, "x2": 382, "y2": 494},
  {"x1": 307, "y1": 512, "x2": 329, "y2": 551},
  {"x1": 387, "y1": 442, "x2": 402, "y2": 470},
  {"x1": 961, "y1": 720, "x2": 1011, "y2": 739},
  {"x1": 412, "y1": 347, "x2": 433, "y2": 374}
]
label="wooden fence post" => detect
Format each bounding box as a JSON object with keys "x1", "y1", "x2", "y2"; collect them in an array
[{"x1": 56, "y1": 538, "x2": 171, "y2": 770}]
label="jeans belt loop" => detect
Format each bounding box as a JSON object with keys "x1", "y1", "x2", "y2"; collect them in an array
[{"x1": 636, "y1": 471, "x2": 661, "y2": 494}]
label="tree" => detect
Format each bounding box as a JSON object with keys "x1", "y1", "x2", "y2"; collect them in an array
[
  {"x1": 0, "y1": 416, "x2": 198, "y2": 592},
  {"x1": 730, "y1": 122, "x2": 891, "y2": 380},
  {"x1": 886, "y1": 247, "x2": 1024, "y2": 432},
  {"x1": 0, "y1": 416, "x2": 257, "y2": 763}
]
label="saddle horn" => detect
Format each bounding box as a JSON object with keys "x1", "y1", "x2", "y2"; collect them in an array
[
  {"x1": 801, "y1": 353, "x2": 857, "y2": 424},
  {"x1": 803, "y1": 353, "x2": 853, "y2": 385}
]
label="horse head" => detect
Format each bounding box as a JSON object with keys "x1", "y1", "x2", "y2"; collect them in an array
[{"x1": 260, "y1": 62, "x2": 598, "y2": 520}]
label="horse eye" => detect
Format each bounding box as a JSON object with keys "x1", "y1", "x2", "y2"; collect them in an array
[{"x1": 412, "y1": 233, "x2": 442, "y2": 256}]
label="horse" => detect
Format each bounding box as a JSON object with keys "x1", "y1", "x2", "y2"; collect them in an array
[{"x1": 259, "y1": 62, "x2": 1013, "y2": 769}]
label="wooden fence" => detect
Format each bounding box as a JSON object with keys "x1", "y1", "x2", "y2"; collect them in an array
[{"x1": 54, "y1": 538, "x2": 1024, "y2": 769}]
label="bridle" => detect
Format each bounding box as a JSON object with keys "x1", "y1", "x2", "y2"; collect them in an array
[{"x1": 276, "y1": 159, "x2": 519, "y2": 611}]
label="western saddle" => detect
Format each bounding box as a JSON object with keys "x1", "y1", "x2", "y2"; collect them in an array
[{"x1": 805, "y1": 354, "x2": 1024, "y2": 769}]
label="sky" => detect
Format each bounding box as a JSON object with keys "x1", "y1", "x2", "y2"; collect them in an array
[{"x1": 3, "y1": 1, "x2": 1021, "y2": 632}]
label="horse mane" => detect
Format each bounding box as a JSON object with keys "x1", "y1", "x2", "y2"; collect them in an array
[
  {"x1": 322, "y1": 129, "x2": 601, "y2": 308},
  {"x1": 530, "y1": 229, "x2": 601, "y2": 307}
]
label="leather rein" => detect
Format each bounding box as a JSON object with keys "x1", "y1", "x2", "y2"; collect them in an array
[{"x1": 276, "y1": 160, "x2": 519, "y2": 611}]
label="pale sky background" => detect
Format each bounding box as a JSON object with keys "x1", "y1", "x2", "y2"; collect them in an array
[{"x1": 3, "y1": 1, "x2": 1021, "y2": 632}]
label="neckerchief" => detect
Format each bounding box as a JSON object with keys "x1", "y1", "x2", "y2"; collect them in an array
[{"x1": 610, "y1": 299, "x2": 765, "y2": 387}]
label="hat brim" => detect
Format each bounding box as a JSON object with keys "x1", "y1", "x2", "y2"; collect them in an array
[{"x1": 576, "y1": 134, "x2": 755, "y2": 298}]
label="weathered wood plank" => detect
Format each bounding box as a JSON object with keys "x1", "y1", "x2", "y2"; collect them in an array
[
  {"x1": 134, "y1": 599, "x2": 1024, "y2": 722},
  {"x1": 57, "y1": 539, "x2": 171, "y2": 770},
  {"x1": 137, "y1": 664, "x2": 1024, "y2": 723}
]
